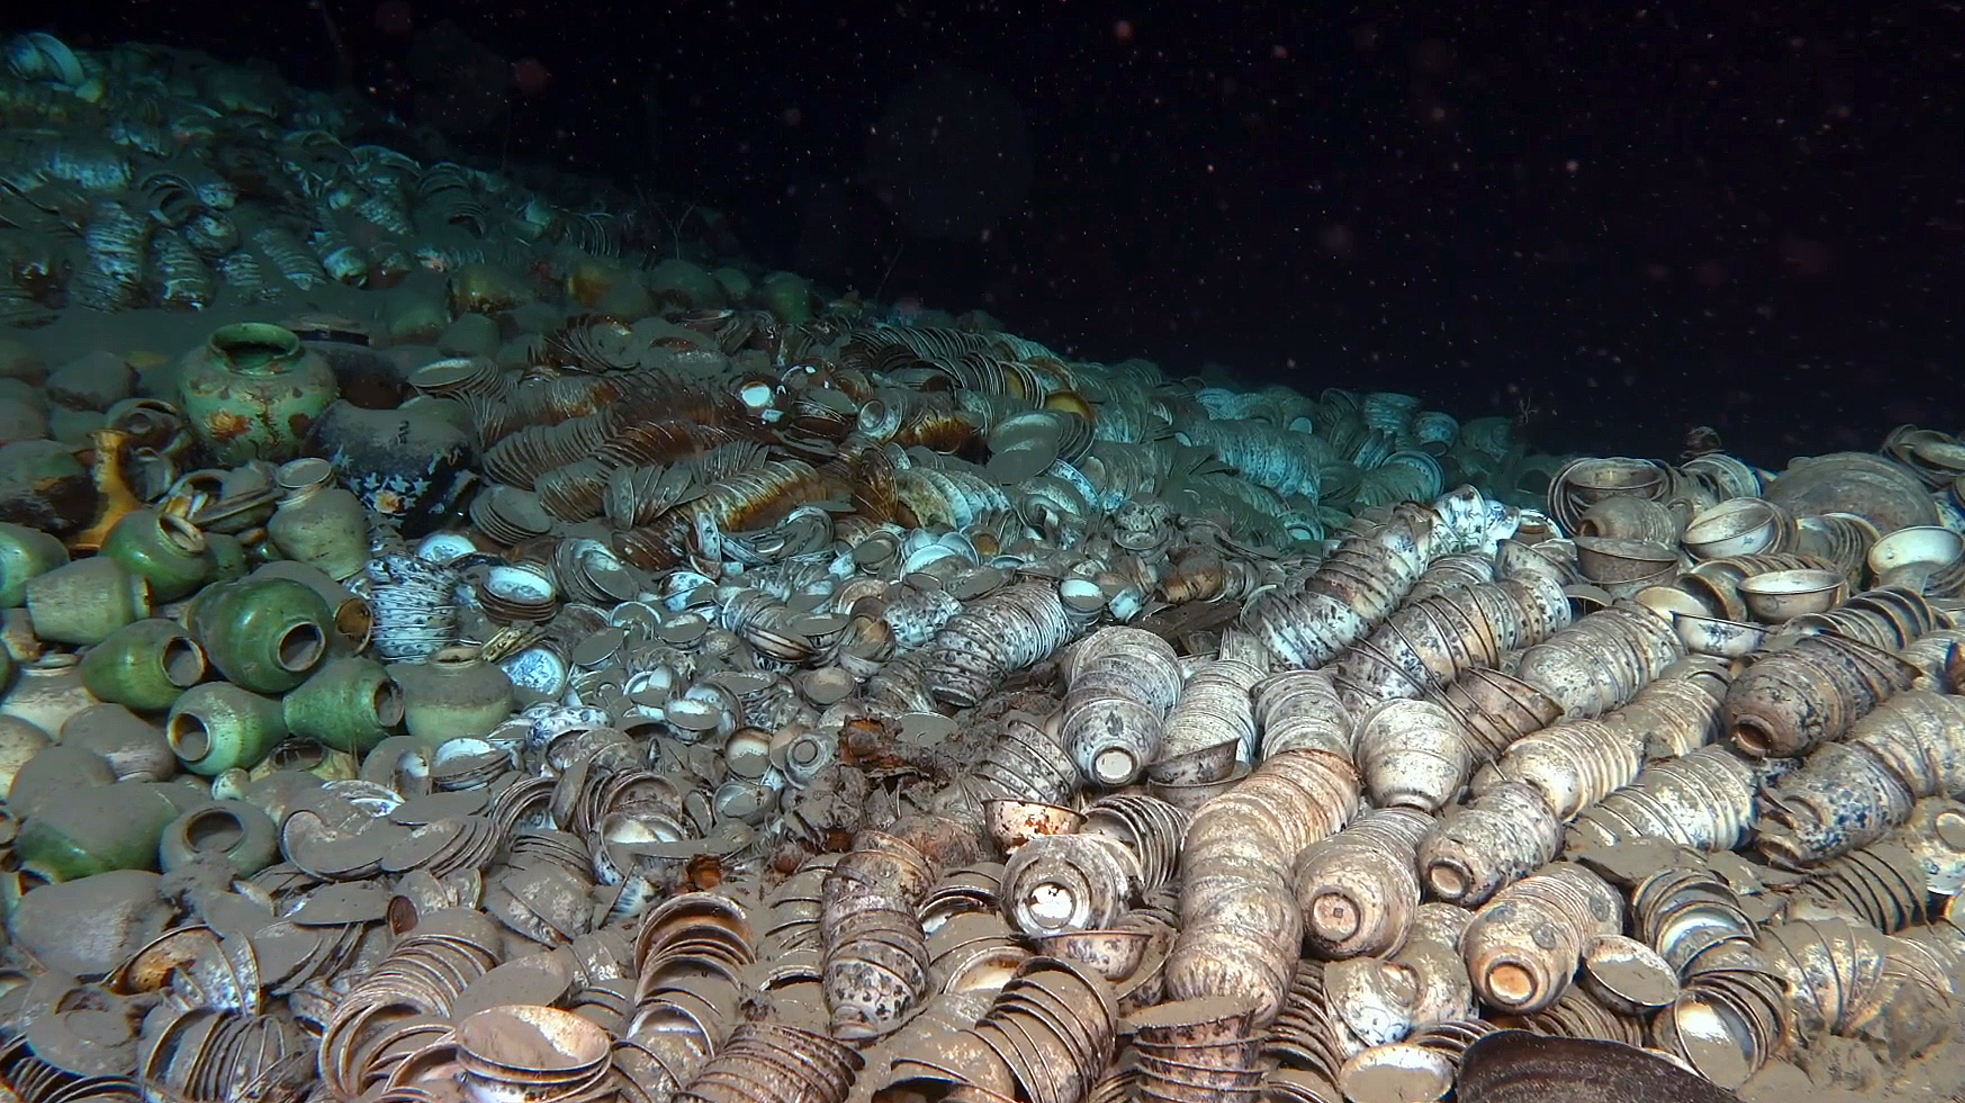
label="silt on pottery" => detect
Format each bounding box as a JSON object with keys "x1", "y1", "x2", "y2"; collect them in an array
[
  {"x1": 78, "y1": 617, "x2": 209, "y2": 712},
  {"x1": 58, "y1": 703, "x2": 178, "y2": 782},
  {"x1": 166, "y1": 681, "x2": 289, "y2": 776},
  {"x1": 157, "y1": 799, "x2": 279, "y2": 876},
  {"x1": 12, "y1": 779, "x2": 204, "y2": 881},
  {"x1": 96, "y1": 508, "x2": 215, "y2": 602},
  {"x1": 282, "y1": 656, "x2": 404, "y2": 754},
  {"x1": 5, "y1": 743, "x2": 114, "y2": 820},
  {"x1": 174, "y1": 322, "x2": 340, "y2": 466},
  {"x1": 0, "y1": 713, "x2": 49, "y2": 796},
  {"x1": 23, "y1": 557, "x2": 150, "y2": 645},
  {"x1": 185, "y1": 576, "x2": 333, "y2": 693},
  {"x1": 390, "y1": 645, "x2": 516, "y2": 744},
  {"x1": 0, "y1": 521, "x2": 69, "y2": 608},
  {"x1": 247, "y1": 739, "x2": 360, "y2": 783},
  {"x1": 266, "y1": 457, "x2": 371, "y2": 582}
]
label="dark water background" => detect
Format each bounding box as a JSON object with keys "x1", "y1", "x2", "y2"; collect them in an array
[{"x1": 11, "y1": 0, "x2": 1963, "y2": 469}]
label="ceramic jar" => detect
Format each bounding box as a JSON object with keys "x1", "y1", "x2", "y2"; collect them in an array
[
  {"x1": 24, "y1": 557, "x2": 150, "y2": 645},
  {"x1": 186, "y1": 576, "x2": 334, "y2": 694},
  {"x1": 0, "y1": 714, "x2": 48, "y2": 794},
  {"x1": 59, "y1": 703, "x2": 178, "y2": 781},
  {"x1": 391, "y1": 646, "x2": 516, "y2": 744},
  {"x1": 0, "y1": 521, "x2": 69, "y2": 608},
  {"x1": 0, "y1": 653, "x2": 99, "y2": 737},
  {"x1": 157, "y1": 799, "x2": 280, "y2": 875},
  {"x1": 247, "y1": 561, "x2": 375, "y2": 659},
  {"x1": 77, "y1": 618, "x2": 209, "y2": 711},
  {"x1": 310, "y1": 399, "x2": 474, "y2": 537},
  {"x1": 175, "y1": 323, "x2": 340, "y2": 465},
  {"x1": 97, "y1": 509, "x2": 216, "y2": 602},
  {"x1": 13, "y1": 779, "x2": 205, "y2": 881},
  {"x1": 267, "y1": 457, "x2": 370, "y2": 582},
  {"x1": 282, "y1": 657, "x2": 405, "y2": 754},
  {"x1": 166, "y1": 681, "x2": 288, "y2": 776}
]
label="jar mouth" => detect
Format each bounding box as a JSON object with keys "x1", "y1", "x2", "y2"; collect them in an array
[
  {"x1": 167, "y1": 710, "x2": 212, "y2": 761},
  {"x1": 180, "y1": 806, "x2": 247, "y2": 854},
  {"x1": 209, "y1": 323, "x2": 302, "y2": 374},
  {"x1": 429, "y1": 646, "x2": 482, "y2": 668},
  {"x1": 374, "y1": 678, "x2": 406, "y2": 727},
  {"x1": 163, "y1": 636, "x2": 207, "y2": 688},
  {"x1": 278, "y1": 622, "x2": 327, "y2": 673}
]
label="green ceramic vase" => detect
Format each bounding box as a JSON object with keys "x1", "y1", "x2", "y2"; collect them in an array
[
  {"x1": 158, "y1": 799, "x2": 280, "y2": 876},
  {"x1": 13, "y1": 779, "x2": 204, "y2": 882},
  {"x1": 24, "y1": 557, "x2": 150, "y2": 645},
  {"x1": 175, "y1": 323, "x2": 340, "y2": 465},
  {"x1": 0, "y1": 521, "x2": 69, "y2": 608},
  {"x1": 166, "y1": 681, "x2": 289, "y2": 775},
  {"x1": 98, "y1": 509, "x2": 216, "y2": 601},
  {"x1": 267, "y1": 458, "x2": 370, "y2": 582},
  {"x1": 283, "y1": 657, "x2": 405, "y2": 754},
  {"x1": 187, "y1": 576, "x2": 333, "y2": 693},
  {"x1": 390, "y1": 646, "x2": 516, "y2": 744},
  {"x1": 78, "y1": 617, "x2": 209, "y2": 711}
]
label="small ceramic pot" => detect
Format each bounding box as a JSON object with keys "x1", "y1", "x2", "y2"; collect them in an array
[
  {"x1": 390, "y1": 646, "x2": 515, "y2": 744},
  {"x1": 186, "y1": 577, "x2": 333, "y2": 694},
  {"x1": 282, "y1": 656, "x2": 405, "y2": 754},
  {"x1": 267, "y1": 457, "x2": 370, "y2": 582},
  {"x1": 158, "y1": 799, "x2": 279, "y2": 876},
  {"x1": 24, "y1": 557, "x2": 150, "y2": 645},
  {"x1": 0, "y1": 521, "x2": 69, "y2": 608},
  {"x1": 166, "y1": 681, "x2": 289, "y2": 776},
  {"x1": 78, "y1": 617, "x2": 209, "y2": 711},
  {"x1": 97, "y1": 509, "x2": 216, "y2": 602}
]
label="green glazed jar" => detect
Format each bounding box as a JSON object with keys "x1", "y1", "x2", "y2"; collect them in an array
[
  {"x1": 24, "y1": 557, "x2": 150, "y2": 645},
  {"x1": 390, "y1": 646, "x2": 516, "y2": 744},
  {"x1": 187, "y1": 576, "x2": 333, "y2": 693},
  {"x1": 98, "y1": 509, "x2": 216, "y2": 602},
  {"x1": 13, "y1": 779, "x2": 204, "y2": 881},
  {"x1": 247, "y1": 561, "x2": 374, "y2": 658},
  {"x1": 78, "y1": 617, "x2": 209, "y2": 711},
  {"x1": 158, "y1": 799, "x2": 280, "y2": 876},
  {"x1": 283, "y1": 657, "x2": 405, "y2": 754},
  {"x1": 175, "y1": 323, "x2": 341, "y2": 465},
  {"x1": 166, "y1": 681, "x2": 289, "y2": 775},
  {"x1": 0, "y1": 521, "x2": 69, "y2": 608},
  {"x1": 267, "y1": 458, "x2": 371, "y2": 582}
]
